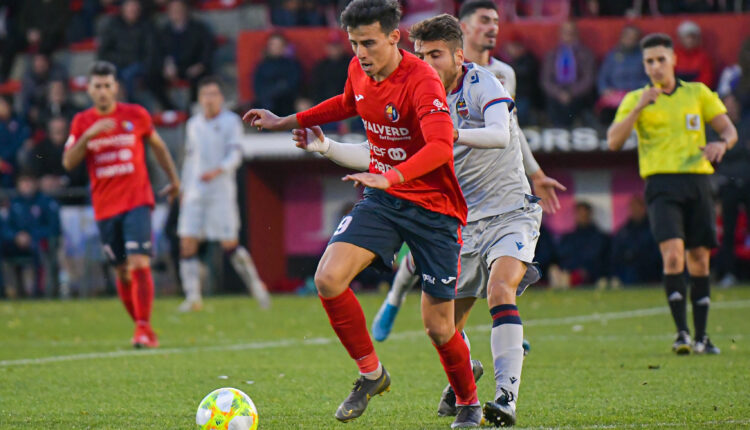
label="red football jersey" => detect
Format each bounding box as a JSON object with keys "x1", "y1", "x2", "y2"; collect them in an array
[
  {"x1": 298, "y1": 50, "x2": 467, "y2": 223},
  {"x1": 66, "y1": 103, "x2": 155, "y2": 221}
]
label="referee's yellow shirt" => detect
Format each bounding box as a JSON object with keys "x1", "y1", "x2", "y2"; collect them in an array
[{"x1": 613, "y1": 80, "x2": 727, "y2": 178}]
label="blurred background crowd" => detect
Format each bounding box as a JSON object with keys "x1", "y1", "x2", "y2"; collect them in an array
[{"x1": 0, "y1": 0, "x2": 749, "y2": 299}]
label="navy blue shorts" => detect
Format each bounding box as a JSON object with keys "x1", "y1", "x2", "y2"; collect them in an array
[
  {"x1": 330, "y1": 189, "x2": 462, "y2": 299},
  {"x1": 96, "y1": 205, "x2": 153, "y2": 265}
]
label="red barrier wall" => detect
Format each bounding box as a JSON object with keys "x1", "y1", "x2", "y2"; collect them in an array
[{"x1": 236, "y1": 13, "x2": 750, "y2": 103}]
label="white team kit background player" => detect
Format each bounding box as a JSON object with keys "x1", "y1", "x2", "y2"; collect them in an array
[{"x1": 178, "y1": 76, "x2": 270, "y2": 311}]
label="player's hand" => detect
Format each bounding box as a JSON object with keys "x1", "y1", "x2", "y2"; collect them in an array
[
  {"x1": 200, "y1": 168, "x2": 223, "y2": 182},
  {"x1": 292, "y1": 126, "x2": 329, "y2": 153},
  {"x1": 636, "y1": 86, "x2": 662, "y2": 110},
  {"x1": 243, "y1": 109, "x2": 284, "y2": 131},
  {"x1": 531, "y1": 173, "x2": 567, "y2": 214},
  {"x1": 84, "y1": 119, "x2": 117, "y2": 139},
  {"x1": 342, "y1": 172, "x2": 391, "y2": 190},
  {"x1": 701, "y1": 141, "x2": 728, "y2": 163},
  {"x1": 159, "y1": 181, "x2": 181, "y2": 203}
]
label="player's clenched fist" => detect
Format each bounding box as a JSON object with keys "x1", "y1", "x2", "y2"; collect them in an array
[
  {"x1": 636, "y1": 86, "x2": 662, "y2": 110},
  {"x1": 84, "y1": 118, "x2": 116, "y2": 139},
  {"x1": 292, "y1": 126, "x2": 329, "y2": 153}
]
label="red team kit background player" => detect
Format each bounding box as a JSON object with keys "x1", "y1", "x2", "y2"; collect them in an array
[
  {"x1": 63, "y1": 61, "x2": 181, "y2": 348},
  {"x1": 244, "y1": 0, "x2": 483, "y2": 426}
]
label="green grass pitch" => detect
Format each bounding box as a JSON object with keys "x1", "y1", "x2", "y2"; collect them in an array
[{"x1": 1, "y1": 287, "x2": 749, "y2": 429}]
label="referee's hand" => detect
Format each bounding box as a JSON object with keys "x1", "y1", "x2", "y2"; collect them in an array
[
  {"x1": 701, "y1": 141, "x2": 728, "y2": 163},
  {"x1": 636, "y1": 87, "x2": 662, "y2": 110}
]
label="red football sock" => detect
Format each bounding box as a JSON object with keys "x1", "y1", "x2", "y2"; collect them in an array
[
  {"x1": 131, "y1": 267, "x2": 154, "y2": 324},
  {"x1": 435, "y1": 330, "x2": 478, "y2": 405},
  {"x1": 320, "y1": 288, "x2": 380, "y2": 373},
  {"x1": 116, "y1": 278, "x2": 136, "y2": 321}
]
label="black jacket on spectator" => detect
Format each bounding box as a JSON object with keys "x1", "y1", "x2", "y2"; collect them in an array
[
  {"x1": 21, "y1": 61, "x2": 68, "y2": 119},
  {"x1": 28, "y1": 138, "x2": 66, "y2": 179},
  {"x1": 150, "y1": 18, "x2": 214, "y2": 77},
  {"x1": 610, "y1": 217, "x2": 661, "y2": 284},
  {"x1": 311, "y1": 56, "x2": 350, "y2": 103},
  {"x1": 254, "y1": 56, "x2": 302, "y2": 117},
  {"x1": 97, "y1": 15, "x2": 154, "y2": 70},
  {"x1": 558, "y1": 224, "x2": 610, "y2": 282}
]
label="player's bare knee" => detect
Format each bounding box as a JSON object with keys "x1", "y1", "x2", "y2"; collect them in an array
[
  {"x1": 424, "y1": 322, "x2": 454, "y2": 345},
  {"x1": 127, "y1": 254, "x2": 150, "y2": 271},
  {"x1": 313, "y1": 268, "x2": 346, "y2": 298},
  {"x1": 486, "y1": 279, "x2": 517, "y2": 308},
  {"x1": 180, "y1": 238, "x2": 198, "y2": 259},
  {"x1": 662, "y1": 252, "x2": 684, "y2": 273}
]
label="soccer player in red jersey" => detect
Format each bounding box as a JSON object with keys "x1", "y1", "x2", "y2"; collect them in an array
[
  {"x1": 63, "y1": 62, "x2": 181, "y2": 348},
  {"x1": 243, "y1": 0, "x2": 481, "y2": 426}
]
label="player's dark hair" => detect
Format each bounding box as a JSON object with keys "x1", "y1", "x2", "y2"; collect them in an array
[
  {"x1": 88, "y1": 61, "x2": 117, "y2": 77},
  {"x1": 197, "y1": 75, "x2": 223, "y2": 91},
  {"x1": 340, "y1": 0, "x2": 402, "y2": 33},
  {"x1": 575, "y1": 201, "x2": 593, "y2": 212},
  {"x1": 640, "y1": 33, "x2": 673, "y2": 50},
  {"x1": 409, "y1": 14, "x2": 464, "y2": 52},
  {"x1": 458, "y1": 0, "x2": 498, "y2": 20}
]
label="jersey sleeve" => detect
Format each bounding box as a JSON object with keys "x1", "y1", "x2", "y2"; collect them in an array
[
  {"x1": 473, "y1": 70, "x2": 514, "y2": 115},
  {"x1": 412, "y1": 72, "x2": 451, "y2": 120},
  {"x1": 698, "y1": 83, "x2": 727, "y2": 122},
  {"x1": 64, "y1": 114, "x2": 82, "y2": 151},
  {"x1": 220, "y1": 115, "x2": 243, "y2": 172},
  {"x1": 613, "y1": 90, "x2": 640, "y2": 123}
]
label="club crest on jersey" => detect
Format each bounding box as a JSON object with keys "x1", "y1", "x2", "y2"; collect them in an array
[
  {"x1": 121, "y1": 121, "x2": 134, "y2": 132},
  {"x1": 384, "y1": 103, "x2": 400, "y2": 123},
  {"x1": 456, "y1": 98, "x2": 469, "y2": 119},
  {"x1": 686, "y1": 114, "x2": 700, "y2": 131}
]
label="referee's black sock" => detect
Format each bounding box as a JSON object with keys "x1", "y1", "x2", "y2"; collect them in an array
[
  {"x1": 664, "y1": 274, "x2": 689, "y2": 334},
  {"x1": 690, "y1": 276, "x2": 711, "y2": 340}
]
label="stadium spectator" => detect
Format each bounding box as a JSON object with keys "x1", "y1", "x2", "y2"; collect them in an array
[
  {"x1": 311, "y1": 32, "x2": 350, "y2": 104},
  {"x1": 97, "y1": 0, "x2": 155, "y2": 103},
  {"x1": 253, "y1": 33, "x2": 302, "y2": 117},
  {"x1": 718, "y1": 37, "x2": 750, "y2": 100},
  {"x1": 541, "y1": 21, "x2": 596, "y2": 127},
  {"x1": 147, "y1": 0, "x2": 215, "y2": 110},
  {"x1": 0, "y1": 194, "x2": 8, "y2": 298},
  {"x1": 572, "y1": 0, "x2": 641, "y2": 16},
  {"x1": 501, "y1": 32, "x2": 541, "y2": 125},
  {"x1": 21, "y1": 53, "x2": 68, "y2": 124},
  {"x1": 271, "y1": 0, "x2": 328, "y2": 26},
  {"x1": 35, "y1": 80, "x2": 82, "y2": 129},
  {"x1": 714, "y1": 94, "x2": 750, "y2": 287},
  {"x1": 0, "y1": 0, "x2": 69, "y2": 83},
  {"x1": 557, "y1": 201, "x2": 610, "y2": 286},
  {"x1": 656, "y1": 0, "x2": 715, "y2": 14},
  {"x1": 4, "y1": 173, "x2": 61, "y2": 297},
  {"x1": 534, "y1": 222, "x2": 559, "y2": 283},
  {"x1": 596, "y1": 25, "x2": 648, "y2": 123},
  {"x1": 610, "y1": 195, "x2": 661, "y2": 285},
  {"x1": 674, "y1": 20, "x2": 715, "y2": 88},
  {"x1": 21, "y1": 117, "x2": 69, "y2": 194},
  {"x1": 0, "y1": 96, "x2": 31, "y2": 188}
]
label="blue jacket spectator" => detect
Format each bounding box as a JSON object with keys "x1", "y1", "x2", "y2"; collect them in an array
[
  {"x1": 21, "y1": 53, "x2": 68, "y2": 122},
  {"x1": 610, "y1": 196, "x2": 661, "y2": 284},
  {"x1": 558, "y1": 201, "x2": 611, "y2": 284},
  {"x1": 597, "y1": 25, "x2": 648, "y2": 123},
  {"x1": 253, "y1": 33, "x2": 302, "y2": 117},
  {"x1": 8, "y1": 174, "x2": 61, "y2": 249},
  {"x1": 0, "y1": 96, "x2": 31, "y2": 188}
]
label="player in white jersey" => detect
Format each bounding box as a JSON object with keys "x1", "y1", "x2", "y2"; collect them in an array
[
  {"x1": 292, "y1": 15, "x2": 560, "y2": 427},
  {"x1": 177, "y1": 76, "x2": 270, "y2": 311}
]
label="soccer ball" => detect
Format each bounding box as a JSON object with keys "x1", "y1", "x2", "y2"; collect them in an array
[{"x1": 196, "y1": 387, "x2": 259, "y2": 430}]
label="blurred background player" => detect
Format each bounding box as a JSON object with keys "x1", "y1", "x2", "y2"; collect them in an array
[
  {"x1": 607, "y1": 34, "x2": 737, "y2": 355},
  {"x1": 62, "y1": 61, "x2": 181, "y2": 348},
  {"x1": 244, "y1": 1, "x2": 482, "y2": 426},
  {"x1": 177, "y1": 76, "x2": 270, "y2": 312}
]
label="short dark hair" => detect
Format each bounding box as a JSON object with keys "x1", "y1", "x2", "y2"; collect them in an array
[
  {"x1": 198, "y1": 75, "x2": 223, "y2": 91},
  {"x1": 340, "y1": 0, "x2": 402, "y2": 33},
  {"x1": 640, "y1": 33, "x2": 673, "y2": 50},
  {"x1": 88, "y1": 61, "x2": 117, "y2": 77},
  {"x1": 575, "y1": 201, "x2": 593, "y2": 212},
  {"x1": 409, "y1": 14, "x2": 463, "y2": 51},
  {"x1": 458, "y1": 0, "x2": 498, "y2": 20}
]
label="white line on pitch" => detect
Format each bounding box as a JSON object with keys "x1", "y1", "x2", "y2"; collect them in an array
[
  {"x1": 516, "y1": 418, "x2": 750, "y2": 429},
  {"x1": 1, "y1": 299, "x2": 749, "y2": 368}
]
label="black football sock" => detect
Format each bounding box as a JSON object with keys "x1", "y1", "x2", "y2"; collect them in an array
[
  {"x1": 664, "y1": 274, "x2": 689, "y2": 334},
  {"x1": 690, "y1": 276, "x2": 710, "y2": 340}
]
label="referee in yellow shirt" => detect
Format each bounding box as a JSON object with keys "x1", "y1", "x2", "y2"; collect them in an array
[{"x1": 607, "y1": 33, "x2": 737, "y2": 355}]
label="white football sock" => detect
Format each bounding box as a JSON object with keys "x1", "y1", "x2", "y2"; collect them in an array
[
  {"x1": 491, "y1": 323, "x2": 524, "y2": 404},
  {"x1": 179, "y1": 257, "x2": 202, "y2": 301},
  {"x1": 361, "y1": 362, "x2": 383, "y2": 380},
  {"x1": 386, "y1": 252, "x2": 418, "y2": 307},
  {"x1": 230, "y1": 246, "x2": 271, "y2": 308}
]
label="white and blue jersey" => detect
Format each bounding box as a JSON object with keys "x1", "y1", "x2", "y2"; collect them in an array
[{"x1": 447, "y1": 63, "x2": 532, "y2": 222}]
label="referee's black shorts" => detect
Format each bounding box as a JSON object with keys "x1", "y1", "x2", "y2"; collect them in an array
[{"x1": 644, "y1": 174, "x2": 717, "y2": 249}]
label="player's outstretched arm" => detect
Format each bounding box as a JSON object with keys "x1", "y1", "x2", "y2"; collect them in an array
[
  {"x1": 146, "y1": 130, "x2": 181, "y2": 201},
  {"x1": 454, "y1": 103, "x2": 511, "y2": 149},
  {"x1": 607, "y1": 87, "x2": 661, "y2": 151},
  {"x1": 242, "y1": 109, "x2": 299, "y2": 131},
  {"x1": 62, "y1": 118, "x2": 116, "y2": 171},
  {"x1": 292, "y1": 126, "x2": 370, "y2": 171}
]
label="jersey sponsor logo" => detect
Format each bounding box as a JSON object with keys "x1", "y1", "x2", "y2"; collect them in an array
[
  {"x1": 384, "y1": 103, "x2": 400, "y2": 122},
  {"x1": 686, "y1": 114, "x2": 701, "y2": 130},
  {"x1": 387, "y1": 147, "x2": 407, "y2": 161},
  {"x1": 87, "y1": 133, "x2": 136, "y2": 151},
  {"x1": 441, "y1": 276, "x2": 456, "y2": 284},
  {"x1": 94, "y1": 162, "x2": 135, "y2": 179},
  {"x1": 469, "y1": 73, "x2": 479, "y2": 84},
  {"x1": 94, "y1": 151, "x2": 119, "y2": 164},
  {"x1": 121, "y1": 121, "x2": 134, "y2": 132},
  {"x1": 510, "y1": 376, "x2": 518, "y2": 384},
  {"x1": 355, "y1": 94, "x2": 364, "y2": 102},
  {"x1": 431, "y1": 98, "x2": 449, "y2": 114},
  {"x1": 422, "y1": 274, "x2": 436, "y2": 285},
  {"x1": 456, "y1": 98, "x2": 469, "y2": 119},
  {"x1": 515, "y1": 241, "x2": 524, "y2": 250},
  {"x1": 119, "y1": 148, "x2": 133, "y2": 161},
  {"x1": 371, "y1": 159, "x2": 394, "y2": 173},
  {"x1": 362, "y1": 120, "x2": 411, "y2": 142}
]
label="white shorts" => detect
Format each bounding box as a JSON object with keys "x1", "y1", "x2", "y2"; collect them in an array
[
  {"x1": 456, "y1": 203, "x2": 542, "y2": 299},
  {"x1": 177, "y1": 197, "x2": 240, "y2": 241}
]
